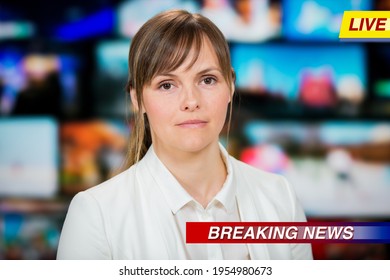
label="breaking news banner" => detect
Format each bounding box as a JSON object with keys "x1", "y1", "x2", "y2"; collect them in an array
[
  {"x1": 339, "y1": 11, "x2": 390, "y2": 41},
  {"x1": 186, "y1": 222, "x2": 390, "y2": 244}
]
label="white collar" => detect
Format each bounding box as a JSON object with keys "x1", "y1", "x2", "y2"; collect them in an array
[{"x1": 142, "y1": 143, "x2": 236, "y2": 214}]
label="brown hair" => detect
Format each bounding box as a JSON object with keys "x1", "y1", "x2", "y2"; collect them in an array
[{"x1": 124, "y1": 9, "x2": 234, "y2": 168}]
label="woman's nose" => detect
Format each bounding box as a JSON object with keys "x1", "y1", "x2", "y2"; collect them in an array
[{"x1": 180, "y1": 86, "x2": 200, "y2": 111}]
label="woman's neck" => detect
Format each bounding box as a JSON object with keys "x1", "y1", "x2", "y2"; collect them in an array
[{"x1": 153, "y1": 141, "x2": 227, "y2": 208}]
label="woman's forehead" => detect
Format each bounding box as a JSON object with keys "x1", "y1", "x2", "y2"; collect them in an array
[{"x1": 154, "y1": 37, "x2": 220, "y2": 76}]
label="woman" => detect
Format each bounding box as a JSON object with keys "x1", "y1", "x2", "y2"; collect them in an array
[{"x1": 57, "y1": 9, "x2": 312, "y2": 260}]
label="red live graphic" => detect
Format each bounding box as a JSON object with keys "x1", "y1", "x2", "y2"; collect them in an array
[{"x1": 349, "y1": 18, "x2": 388, "y2": 31}]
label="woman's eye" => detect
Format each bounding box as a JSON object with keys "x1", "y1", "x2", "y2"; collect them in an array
[
  {"x1": 202, "y1": 77, "x2": 216, "y2": 85},
  {"x1": 160, "y1": 83, "x2": 172, "y2": 90}
]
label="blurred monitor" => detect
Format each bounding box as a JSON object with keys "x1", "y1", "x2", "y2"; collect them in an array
[
  {"x1": 200, "y1": 0, "x2": 281, "y2": 42},
  {"x1": 0, "y1": 5, "x2": 35, "y2": 40},
  {"x1": 283, "y1": 0, "x2": 372, "y2": 41},
  {"x1": 0, "y1": 47, "x2": 82, "y2": 118},
  {"x1": 231, "y1": 44, "x2": 366, "y2": 109},
  {"x1": 376, "y1": 0, "x2": 390, "y2": 10},
  {"x1": 117, "y1": 0, "x2": 199, "y2": 38},
  {"x1": 0, "y1": 21, "x2": 35, "y2": 40},
  {"x1": 371, "y1": 45, "x2": 390, "y2": 100},
  {"x1": 241, "y1": 120, "x2": 390, "y2": 217},
  {"x1": 117, "y1": 0, "x2": 280, "y2": 43},
  {"x1": 60, "y1": 120, "x2": 129, "y2": 195},
  {"x1": 93, "y1": 40, "x2": 130, "y2": 118},
  {"x1": 53, "y1": 8, "x2": 114, "y2": 42},
  {"x1": 1, "y1": 213, "x2": 61, "y2": 260},
  {"x1": 0, "y1": 118, "x2": 58, "y2": 198}
]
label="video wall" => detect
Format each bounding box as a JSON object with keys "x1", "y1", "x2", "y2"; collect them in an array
[{"x1": 0, "y1": 0, "x2": 390, "y2": 207}]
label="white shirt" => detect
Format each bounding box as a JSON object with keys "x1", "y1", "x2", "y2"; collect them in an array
[
  {"x1": 150, "y1": 144, "x2": 249, "y2": 259},
  {"x1": 57, "y1": 143, "x2": 313, "y2": 260}
]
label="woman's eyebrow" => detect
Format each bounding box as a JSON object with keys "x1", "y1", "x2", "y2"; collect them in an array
[
  {"x1": 155, "y1": 73, "x2": 177, "y2": 78},
  {"x1": 155, "y1": 67, "x2": 222, "y2": 79},
  {"x1": 197, "y1": 67, "x2": 223, "y2": 75}
]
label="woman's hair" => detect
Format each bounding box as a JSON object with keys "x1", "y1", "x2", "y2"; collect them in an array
[{"x1": 124, "y1": 9, "x2": 235, "y2": 168}]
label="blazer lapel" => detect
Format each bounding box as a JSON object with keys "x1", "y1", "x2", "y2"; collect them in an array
[
  {"x1": 236, "y1": 187, "x2": 271, "y2": 259},
  {"x1": 149, "y1": 191, "x2": 188, "y2": 259},
  {"x1": 233, "y1": 158, "x2": 294, "y2": 260},
  {"x1": 234, "y1": 163, "x2": 271, "y2": 260},
  {"x1": 136, "y1": 153, "x2": 188, "y2": 259}
]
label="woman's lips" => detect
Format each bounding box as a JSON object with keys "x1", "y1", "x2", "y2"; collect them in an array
[{"x1": 176, "y1": 119, "x2": 208, "y2": 128}]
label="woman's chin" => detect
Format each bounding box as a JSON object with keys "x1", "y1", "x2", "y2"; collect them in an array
[{"x1": 175, "y1": 138, "x2": 217, "y2": 154}]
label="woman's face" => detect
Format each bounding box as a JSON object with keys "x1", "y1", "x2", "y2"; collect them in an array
[{"x1": 137, "y1": 38, "x2": 233, "y2": 155}]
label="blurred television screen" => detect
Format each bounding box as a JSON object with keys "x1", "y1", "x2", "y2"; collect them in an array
[
  {"x1": 93, "y1": 40, "x2": 130, "y2": 118},
  {"x1": 0, "y1": 21, "x2": 35, "y2": 40},
  {"x1": 200, "y1": 0, "x2": 281, "y2": 42},
  {"x1": 0, "y1": 47, "x2": 82, "y2": 118},
  {"x1": 60, "y1": 120, "x2": 129, "y2": 195},
  {"x1": 117, "y1": 0, "x2": 199, "y2": 38},
  {"x1": 0, "y1": 213, "x2": 62, "y2": 260},
  {"x1": 117, "y1": 0, "x2": 280, "y2": 42},
  {"x1": 241, "y1": 120, "x2": 390, "y2": 217},
  {"x1": 0, "y1": 118, "x2": 58, "y2": 198},
  {"x1": 370, "y1": 45, "x2": 390, "y2": 100},
  {"x1": 53, "y1": 8, "x2": 115, "y2": 42},
  {"x1": 231, "y1": 43, "x2": 366, "y2": 110},
  {"x1": 0, "y1": 4, "x2": 35, "y2": 40},
  {"x1": 283, "y1": 0, "x2": 372, "y2": 41}
]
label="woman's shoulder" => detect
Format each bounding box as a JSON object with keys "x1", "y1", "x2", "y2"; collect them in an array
[
  {"x1": 229, "y1": 156, "x2": 305, "y2": 223},
  {"x1": 75, "y1": 165, "x2": 138, "y2": 206}
]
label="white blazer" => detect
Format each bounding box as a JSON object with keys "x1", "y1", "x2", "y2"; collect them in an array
[{"x1": 57, "y1": 145, "x2": 313, "y2": 260}]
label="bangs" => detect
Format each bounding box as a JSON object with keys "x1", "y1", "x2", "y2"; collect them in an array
[{"x1": 146, "y1": 23, "x2": 204, "y2": 83}]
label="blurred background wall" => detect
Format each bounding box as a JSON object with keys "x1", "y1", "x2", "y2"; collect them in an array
[{"x1": 0, "y1": 0, "x2": 390, "y2": 260}]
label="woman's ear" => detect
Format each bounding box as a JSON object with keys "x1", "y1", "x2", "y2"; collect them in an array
[
  {"x1": 229, "y1": 83, "x2": 235, "y2": 103},
  {"x1": 130, "y1": 88, "x2": 144, "y2": 113},
  {"x1": 230, "y1": 68, "x2": 236, "y2": 102},
  {"x1": 231, "y1": 68, "x2": 236, "y2": 83}
]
